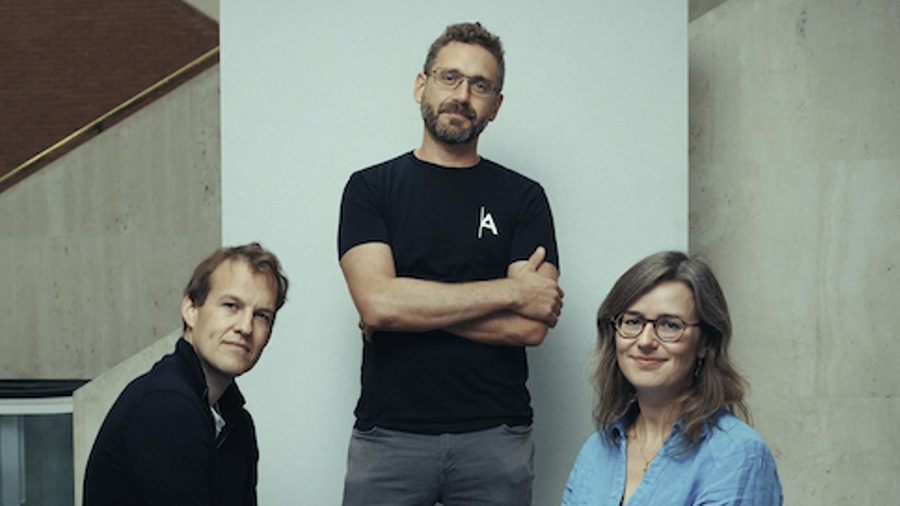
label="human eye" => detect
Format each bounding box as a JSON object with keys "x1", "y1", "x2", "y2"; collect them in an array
[
  {"x1": 622, "y1": 313, "x2": 644, "y2": 326},
  {"x1": 438, "y1": 69, "x2": 461, "y2": 85},
  {"x1": 659, "y1": 317, "x2": 685, "y2": 331},
  {"x1": 254, "y1": 311, "x2": 273, "y2": 325},
  {"x1": 470, "y1": 79, "x2": 491, "y2": 95}
]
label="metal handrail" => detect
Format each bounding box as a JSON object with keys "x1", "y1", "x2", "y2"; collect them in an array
[{"x1": 0, "y1": 46, "x2": 220, "y2": 192}]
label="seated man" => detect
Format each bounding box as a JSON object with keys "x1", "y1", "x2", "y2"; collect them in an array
[{"x1": 83, "y1": 242, "x2": 289, "y2": 506}]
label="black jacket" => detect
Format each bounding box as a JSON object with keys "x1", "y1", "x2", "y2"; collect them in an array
[{"x1": 83, "y1": 338, "x2": 258, "y2": 505}]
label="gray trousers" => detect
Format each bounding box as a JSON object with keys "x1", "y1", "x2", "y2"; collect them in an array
[{"x1": 341, "y1": 424, "x2": 534, "y2": 506}]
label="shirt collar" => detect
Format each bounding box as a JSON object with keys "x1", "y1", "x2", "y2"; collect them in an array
[{"x1": 606, "y1": 405, "x2": 727, "y2": 443}]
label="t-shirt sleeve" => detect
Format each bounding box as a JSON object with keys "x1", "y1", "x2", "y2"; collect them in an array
[
  {"x1": 509, "y1": 183, "x2": 559, "y2": 271},
  {"x1": 338, "y1": 170, "x2": 390, "y2": 259}
]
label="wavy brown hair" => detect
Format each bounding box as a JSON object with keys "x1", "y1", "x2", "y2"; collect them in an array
[
  {"x1": 593, "y1": 251, "x2": 749, "y2": 449},
  {"x1": 183, "y1": 242, "x2": 289, "y2": 329}
]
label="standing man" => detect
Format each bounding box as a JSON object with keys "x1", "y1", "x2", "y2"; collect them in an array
[
  {"x1": 83, "y1": 243, "x2": 289, "y2": 506},
  {"x1": 338, "y1": 22, "x2": 563, "y2": 505}
]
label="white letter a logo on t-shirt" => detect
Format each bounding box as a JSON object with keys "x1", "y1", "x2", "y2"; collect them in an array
[{"x1": 478, "y1": 206, "x2": 499, "y2": 238}]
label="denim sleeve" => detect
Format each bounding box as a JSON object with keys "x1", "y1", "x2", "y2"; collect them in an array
[
  {"x1": 561, "y1": 433, "x2": 608, "y2": 506},
  {"x1": 561, "y1": 445, "x2": 589, "y2": 506},
  {"x1": 699, "y1": 444, "x2": 783, "y2": 506}
]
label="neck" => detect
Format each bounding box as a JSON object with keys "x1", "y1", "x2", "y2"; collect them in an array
[
  {"x1": 203, "y1": 368, "x2": 231, "y2": 406},
  {"x1": 415, "y1": 130, "x2": 481, "y2": 167},
  {"x1": 185, "y1": 332, "x2": 231, "y2": 406},
  {"x1": 628, "y1": 404, "x2": 675, "y2": 476},
  {"x1": 634, "y1": 392, "x2": 681, "y2": 438},
  {"x1": 634, "y1": 407, "x2": 676, "y2": 442}
]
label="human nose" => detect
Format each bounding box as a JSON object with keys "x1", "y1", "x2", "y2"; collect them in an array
[
  {"x1": 235, "y1": 310, "x2": 253, "y2": 337},
  {"x1": 635, "y1": 321, "x2": 658, "y2": 346},
  {"x1": 449, "y1": 78, "x2": 472, "y2": 101}
]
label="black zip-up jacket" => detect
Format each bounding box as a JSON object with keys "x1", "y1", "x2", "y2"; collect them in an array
[{"x1": 83, "y1": 337, "x2": 258, "y2": 505}]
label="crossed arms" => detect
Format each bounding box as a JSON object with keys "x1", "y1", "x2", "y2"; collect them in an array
[{"x1": 340, "y1": 242, "x2": 564, "y2": 346}]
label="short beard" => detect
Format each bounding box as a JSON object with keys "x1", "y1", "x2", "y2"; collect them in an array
[{"x1": 421, "y1": 100, "x2": 490, "y2": 145}]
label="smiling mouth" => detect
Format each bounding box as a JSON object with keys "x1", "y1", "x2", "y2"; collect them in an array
[
  {"x1": 223, "y1": 341, "x2": 250, "y2": 353},
  {"x1": 632, "y1": 356, "x2": 665, "y2": 367}
]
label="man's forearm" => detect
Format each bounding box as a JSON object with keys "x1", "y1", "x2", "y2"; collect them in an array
[
  {"x1": 444, "y1": 311, "x2": 550, "y2": 347},
  {"x1": 355, "y1": 276, "x2": 525, "y2": 333},
  {"x1": 342, "y1": 242, "x2": 562, "y2": 335}
]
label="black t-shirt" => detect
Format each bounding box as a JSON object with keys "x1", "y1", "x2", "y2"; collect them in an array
[{"x1": 338, "y1": 151, "x2": 559, "y2": 434}]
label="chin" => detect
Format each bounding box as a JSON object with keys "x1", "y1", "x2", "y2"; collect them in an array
[{"x1": 218, "y1": 360, "x2": 253, "y2": 378}]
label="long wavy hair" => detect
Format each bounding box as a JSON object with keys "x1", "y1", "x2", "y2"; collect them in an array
[{"x1": 593, "y1": 251, "x2": 749, "y2": 448}]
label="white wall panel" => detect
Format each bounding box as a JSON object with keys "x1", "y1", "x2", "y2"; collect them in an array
[{"x1": 222, "y1": 2, "x2": 686, "y2": 503}]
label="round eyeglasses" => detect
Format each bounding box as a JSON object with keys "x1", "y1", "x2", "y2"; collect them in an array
[
  {"x1": 612, "y1": 312, "x2": 700, "y2": 343},
  {"x1": 428, "y1": 68, "x2": 499, "y2": 98}
]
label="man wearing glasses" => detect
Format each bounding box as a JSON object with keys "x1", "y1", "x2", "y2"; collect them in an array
[{"x1": 338, "y1": 22, "x2": 563, "y2": 505}]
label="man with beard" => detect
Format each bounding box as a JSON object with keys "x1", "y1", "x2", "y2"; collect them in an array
[{"x1": 338, "y1": 22, "x2": 563, "y2": 505}]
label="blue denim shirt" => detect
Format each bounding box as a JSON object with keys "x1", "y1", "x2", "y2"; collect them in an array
[{"x1": 562, "y1": 409, "x2": 782, "y2": 505}]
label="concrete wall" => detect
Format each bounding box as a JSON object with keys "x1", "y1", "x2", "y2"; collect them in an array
[
  {"x1": 0, "y1": 65, "x2": 221, "y2": 380},
  {"x1": 689, "y1": 0, "x2": 729, "y2": 22},
  {"x1": 689, "y1": 1, "x2": 900, "y2": 504},
  {"x1": 183, "y1": 0, "x2": 218, "y2": 22},
  {"x1": 72, "y1": 330, "x2": 180, "y2": 505}
]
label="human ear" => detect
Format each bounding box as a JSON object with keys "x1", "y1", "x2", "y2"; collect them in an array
[
  {"x1": 488, "y1": 93, "x2": 504, "y2": 121},
  {"x1": 181, "y1": 296, "x2": 198, "y2": 333},
  {"x1": 414, "y1": 73, "x2": 427, "y2": 104}
]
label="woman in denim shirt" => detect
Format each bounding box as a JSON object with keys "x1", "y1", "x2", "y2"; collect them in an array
[{"x1": 562, "y1": 251, "x2": 782, "y2": 505}]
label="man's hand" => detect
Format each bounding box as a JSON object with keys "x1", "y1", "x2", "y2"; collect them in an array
[
  {"x1": 508, "y1": 246, "x2": 564, "y2": 327},
  {"x1": 341, "y1": 242, "x2": 563, "y2": 343}
]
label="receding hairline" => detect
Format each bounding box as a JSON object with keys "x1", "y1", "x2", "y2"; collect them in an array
[
  {"x1": 203, "y1": 257, "x2": 279, "y2": 307},
  {"x1": 423, "y1": 22, "x2": 506, "y2": 91},
  {"x1": 430, "y1": 41, "x2": 501, "y2": 79}
]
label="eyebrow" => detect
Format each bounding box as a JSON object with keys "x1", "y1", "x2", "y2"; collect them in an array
[
  {"x1": 625, "y1": 311, "x2": 686, "y2": 319},
  {"x1": 439, "y1": 67, "x2": 493, "y2": 81},
  {"x1": 218, "y1": 294, "x2": 275, "y2": 315},
  {"x1": 255, "y1": 307, "x2": 276, "y2": 319}
]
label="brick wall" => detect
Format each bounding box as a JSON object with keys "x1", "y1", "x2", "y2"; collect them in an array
[{"x1": 0, "y1": 0, "x2": 218, "y2": 187}]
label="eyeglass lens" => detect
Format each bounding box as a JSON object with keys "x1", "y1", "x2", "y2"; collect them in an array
[
  {"x1": 615, "y1": 313, "x2": 687, "y2": 341},
  {"x1": 431, "y1": 68, "x2": 496, "y2": 97}
]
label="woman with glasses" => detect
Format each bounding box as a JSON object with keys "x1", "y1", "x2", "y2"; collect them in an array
[{"x1": 562, "y1": 251, "x2": 782, "y2": 505}]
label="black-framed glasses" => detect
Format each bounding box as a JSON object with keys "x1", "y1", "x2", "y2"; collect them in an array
[
  {"x1": 428, "y1": 68, "x2": 499, "y2": 98},
  {"x1": 612, "y1": 312, "x2": 700, "y2": 343}
]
